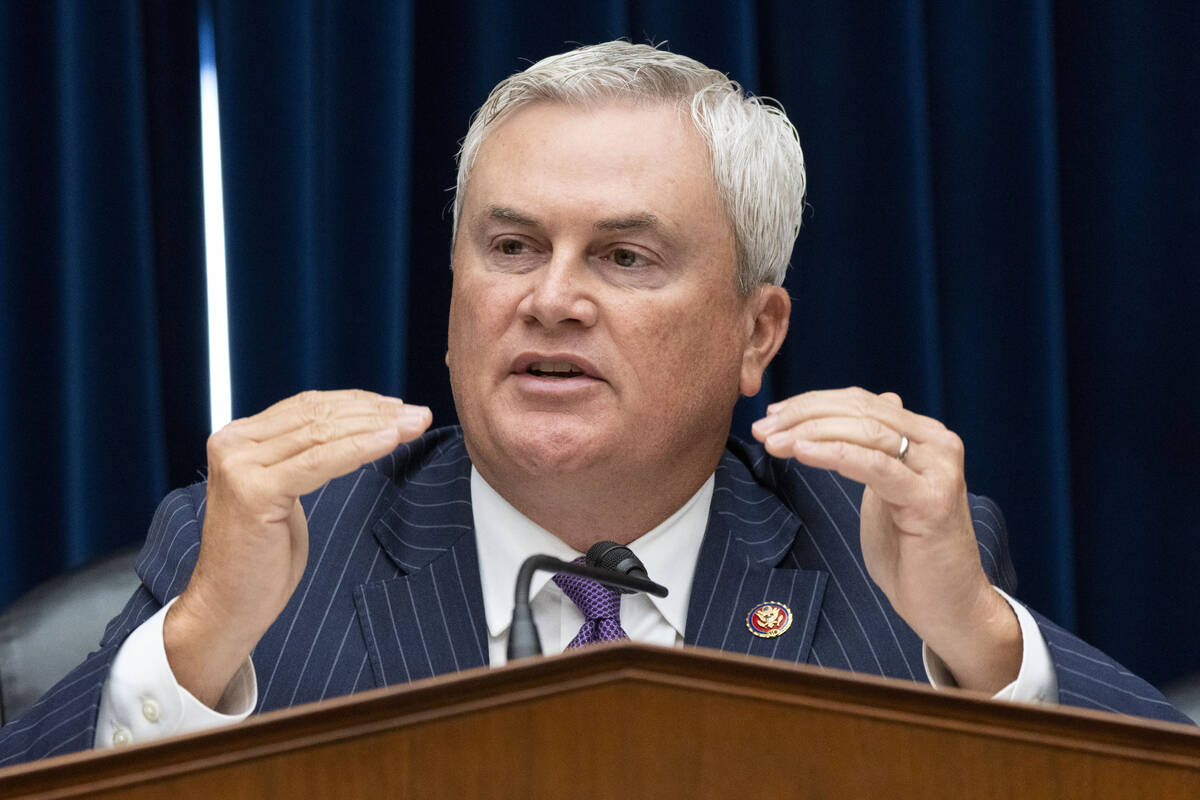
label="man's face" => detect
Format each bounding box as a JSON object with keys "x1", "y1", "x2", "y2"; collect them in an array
[{"x1": 447, "y1": 101, "x2": 779, "y2": 497}]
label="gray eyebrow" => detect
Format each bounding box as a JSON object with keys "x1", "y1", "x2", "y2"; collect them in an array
[
  {"x1": 594, "y1": 213, "x2": 662, "y2": 232},
  {"x1": 479, "y1": 206, "x2": 667, "y2": 237},
  {"x1": 483, "y1": 206, "x2": 540, "y2": 226}
]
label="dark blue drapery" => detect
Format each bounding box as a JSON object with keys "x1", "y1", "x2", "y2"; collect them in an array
[
  {"x1": 2, "y1": 1, "x2": 1197, "y2": 689},
  {"x1": 0, "y1": 1, "x2": 207, "y2": 601}
]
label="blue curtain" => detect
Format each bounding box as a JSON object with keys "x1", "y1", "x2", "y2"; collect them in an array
[
  {"x1": 210, "y1": 1, "x2": 415, "y2": 414},
  {"x1": 0, "y1": 2, "x2": 207, "y2": 604},
  {"x1": 3, "y1": 1, "x2": 1197, "y2": 689}
]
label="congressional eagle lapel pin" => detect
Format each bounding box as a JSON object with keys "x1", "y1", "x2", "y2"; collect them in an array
[{"x1": 747, "y1": 601, "x2": 793, "y2": 638}]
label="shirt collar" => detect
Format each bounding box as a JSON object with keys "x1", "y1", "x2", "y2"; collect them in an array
[{"x1": 472, "y1": 467, "x2": 714, "y2": 641}]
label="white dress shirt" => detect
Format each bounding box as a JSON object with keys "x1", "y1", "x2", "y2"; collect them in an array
[
  {"x1": 94, "y1": 467, "x2": 1056, "y2": 748},
  {"x1": 472, "y1": 466, "x2": 709, "y2": 664}
]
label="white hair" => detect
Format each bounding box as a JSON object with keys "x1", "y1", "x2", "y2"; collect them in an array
[{"x1": 452, "y1": 41, "x2": 807, "y2": 293}]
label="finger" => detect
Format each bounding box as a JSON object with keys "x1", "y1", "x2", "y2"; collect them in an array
[
  {"x1": 759, "y1": 415, "x2": 911, "y2": 465},
  {"x1": 878, "y1": 392, "x2": 903, "y2": 408},
  {"x1": 757, "y1": 387, "x2": 942, "y2": 444},
  {"x1": 226, "y1": 390, "x2": 410, "y2": 442},
  {"x1": 249, "y1": 408, "x2": 432, "y2": 466},
  {"x1": 268, "y1": 411, "x2": 433, "y2": 497},
  {"x1": 788, "y1": 438, "x2": 919, "y2": 505}
]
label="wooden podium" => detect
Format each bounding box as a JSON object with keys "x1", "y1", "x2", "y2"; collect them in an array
[{"x1": 2, "y1": 642, "x2": 1198, "y2": 798}]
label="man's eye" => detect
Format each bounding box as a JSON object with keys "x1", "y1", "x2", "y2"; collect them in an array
[
  {"x1": 612, "y1": 248, "x2": 639, "y2": 267},
  {"x1": 499, "y1": 239, "x2": 525, "y2": 255}
]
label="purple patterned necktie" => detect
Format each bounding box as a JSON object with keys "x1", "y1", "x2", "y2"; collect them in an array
[{"x1": 552, "y1": 557, "x2": 630, "y2": 648}]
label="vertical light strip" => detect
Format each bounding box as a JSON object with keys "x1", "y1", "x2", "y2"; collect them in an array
[{"x1": 199, "y1": 3, "x2": 232, "y2": 431}]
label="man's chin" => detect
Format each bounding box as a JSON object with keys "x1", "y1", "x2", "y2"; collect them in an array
[{"x1": 468, "y1": 416, "x2": 619, "y2": 478}]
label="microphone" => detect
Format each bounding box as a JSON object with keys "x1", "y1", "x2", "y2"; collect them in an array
[
  {"x1": 586, "y1": 541, "x2": 648, "y2": 591},
  {"x1": 507, "y1": 547, "x2": 667, "y2": 661}
]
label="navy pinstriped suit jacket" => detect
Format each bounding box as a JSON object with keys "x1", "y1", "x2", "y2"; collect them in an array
[{"x1": 0, "y1": 426, "x2": 1189, "y2": 766}]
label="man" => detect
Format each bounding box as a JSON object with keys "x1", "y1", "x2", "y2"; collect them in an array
[{"x1": 0, "y1": 41, "x2": 1187, "y2": 767}]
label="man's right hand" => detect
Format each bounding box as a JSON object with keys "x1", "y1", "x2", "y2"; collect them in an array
[{"x1": 163, "y1": 390, "x2": 432, "y2": 708}]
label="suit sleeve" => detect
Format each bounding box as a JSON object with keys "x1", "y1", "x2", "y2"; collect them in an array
[
  {"x1": 1029, "y1": 607, "x2": 1191, "y2": 723},
  {"x1": 969, "y1": 495, "x2": 1192, "y2": 725},
  {"x1": 0, "y1": 484, "x2": 207, "y2": 767}
]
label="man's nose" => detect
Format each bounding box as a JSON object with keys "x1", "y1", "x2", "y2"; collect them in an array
[{"x1": 517, "y1": 252, "x2": 598, "y2": 328}]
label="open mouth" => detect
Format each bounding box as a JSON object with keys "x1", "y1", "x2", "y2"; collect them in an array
[
  {"x1": 511, "y1": 353, "x2": 601, "y2": 384},
  {"x1": 526, "y1": 360, "x2": 586, "y2": 379}
]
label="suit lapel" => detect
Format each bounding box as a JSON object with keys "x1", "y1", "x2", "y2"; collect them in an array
[
  {"x1": 685, "y1": 448, "x2": 827, "y2": 665},
  {"x1": 354, "y1": 437, "x2": 489, "y2": 688},
  {"x1": 353, "y1": 433, "x2": 831, "y2": 686}
]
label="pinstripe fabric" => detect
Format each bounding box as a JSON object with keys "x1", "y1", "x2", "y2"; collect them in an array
[
  {"x1": 0, "y1": 484, "x2": 211, "y2": 766},
  {"x1": 692, "y1": 442, "x2": 911, "y2": 678},
  {"x1": 253, "y1": 432, "x2": 483, "y2": 709},
  {"x1": 688, "y1": 439, "x2": 929, "y2": 679},
  {"x1": 352, "y1": 439, "x2": 487, "y2": 687},
  {"x1": 1035, "y1": 610, "x2": 1185, "y2": 718},
  {"x1": 685, "y1": 451, "x2": 826, "y2": 665},
  {"x1": 1, "y1": 428, "x2": 1189, "y2": 766},
  {"x1": 688, "y1": 437, "x2": 1188, "y2": 727}
]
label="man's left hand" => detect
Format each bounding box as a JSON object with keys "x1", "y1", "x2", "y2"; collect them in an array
[{"x1": 751, "y1": 387, "x2": 1021, "y2": 693}]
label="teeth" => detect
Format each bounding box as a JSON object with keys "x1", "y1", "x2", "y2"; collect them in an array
[{"x1": 528, "y1": 360, "x2": 584, "y2": 377}]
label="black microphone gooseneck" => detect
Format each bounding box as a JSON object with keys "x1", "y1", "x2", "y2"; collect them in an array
[
  {"x1": 507, "y1": 546, "x2": 667, "y2": 661},
  {"x1": 585, "y1": 541, "x2": 649, "y2": 590}
]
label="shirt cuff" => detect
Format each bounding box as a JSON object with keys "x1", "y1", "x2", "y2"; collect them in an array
[
  {"x1": 94, "y1": 597, "x2": 258, "y2": 749},
  {"x1": 922, "y1": 586, "x2": 1058, "y2": 704}
]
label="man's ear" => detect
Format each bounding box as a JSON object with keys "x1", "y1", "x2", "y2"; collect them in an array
[{"x1": 739, "y1": 285, "x2": 790, "y2": 397}]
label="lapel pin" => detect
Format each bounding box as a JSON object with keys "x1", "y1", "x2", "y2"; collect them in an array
[{"x1": 747, "y1": 601, "x2": 793, "y2": 638}]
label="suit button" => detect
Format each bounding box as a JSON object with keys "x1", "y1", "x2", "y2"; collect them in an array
[
  {"x1": 142, "y1": 698, "x2": 161, "y2": 723},
  {"x1": 112, "y1": 727, "x2": 133, "y2": 746}
]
